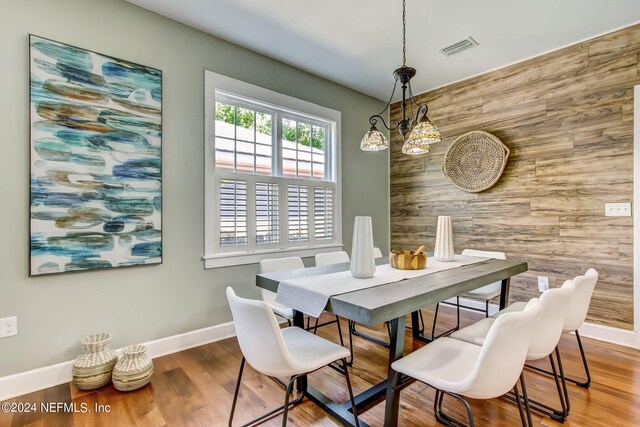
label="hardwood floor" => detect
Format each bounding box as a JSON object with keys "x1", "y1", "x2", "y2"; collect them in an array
[{"x1": 2, "y1": 306, "x2": 640, "y2": 426}]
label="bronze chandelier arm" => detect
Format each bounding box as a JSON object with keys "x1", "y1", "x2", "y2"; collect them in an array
[{"x1": 369, "y1": 114, "x2": 400, "y2": 132}]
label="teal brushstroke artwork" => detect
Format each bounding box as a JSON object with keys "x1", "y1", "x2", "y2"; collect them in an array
[{"x1": 29, "y1": 35, "x2": 162, "y2": 275}]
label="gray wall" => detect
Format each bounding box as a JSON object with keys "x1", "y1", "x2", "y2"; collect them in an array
[{"x1": 0, "y1": 0, "x2": 389, "y2": 376}]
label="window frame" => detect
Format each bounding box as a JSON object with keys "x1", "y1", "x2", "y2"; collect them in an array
[{"x1": 204, "y1": 71, "x2": 343, "y2": 268}]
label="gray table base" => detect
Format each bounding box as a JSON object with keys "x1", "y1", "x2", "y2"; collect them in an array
[{"x1": 294, "y1": 311, "x2": 409, "y2": 427}]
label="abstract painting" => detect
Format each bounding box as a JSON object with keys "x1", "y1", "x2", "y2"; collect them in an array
[{"x1": 29, "y1": 35, "x2": 162, "y2": 275}]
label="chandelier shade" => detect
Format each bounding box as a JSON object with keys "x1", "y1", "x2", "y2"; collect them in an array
[
  {"x1": 360, "y1": 125, "x2": 389, "y2": 151},
  {"x1": 360, "y1": 0, "x2": 441, "y2": 155}
]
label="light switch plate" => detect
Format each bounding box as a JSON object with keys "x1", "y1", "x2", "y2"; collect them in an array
[
  {"x1": 605, "y1": 202, "x2": 632, "y2": 217},
  {"x1": 538, "y1": 276, "x2": 549, "y2": 293},
  {"x1": 0, "y1": 316, "x2": 17, "y2": 338}
]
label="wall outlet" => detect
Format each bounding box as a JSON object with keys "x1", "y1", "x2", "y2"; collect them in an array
[
  {"x1": 0, "y1": 316, "x2": 18, "y2": 338},
  {"x1": 537, "y1": 276, "x2": 549, "y2": 293},
  {"x1": 605, "y1": 202, "x2": 632, "y2": 217}
]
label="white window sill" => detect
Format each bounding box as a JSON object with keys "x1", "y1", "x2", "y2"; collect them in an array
[{"x1": 203, "y1": 244, "x2": 344, "y2": 269}]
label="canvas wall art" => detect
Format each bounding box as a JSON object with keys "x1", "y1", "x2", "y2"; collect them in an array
[{"x1": 29, "y1": 35, "x2": 162, "y2": 275}]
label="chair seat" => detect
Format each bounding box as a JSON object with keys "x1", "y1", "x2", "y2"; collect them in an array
[
  {"x1": 280, "y1": 327, "x2": 350, "y2": 375},
  {"x1": 462, "y1": 287, "x2": 502, "y2": 300},
  {"x1": 267, "y1": 301, "x2": 294, "y2": 319},
  {"x1": 450, "y1": 317, "x2": 495, "y2": 346},
  {"x1": 391, "y1": 337, "x2": 482, "y2": 395},
  {"x1": 491, "y1": 301, "x2": 527, "y2": 317},
  {"x1": 461, "y1": 300, "x2": 550, "y2": 361}
]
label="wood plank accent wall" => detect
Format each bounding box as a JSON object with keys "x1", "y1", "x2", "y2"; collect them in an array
[{"x1": 390, "y1": 24, "x2": 640, "y2": 330}]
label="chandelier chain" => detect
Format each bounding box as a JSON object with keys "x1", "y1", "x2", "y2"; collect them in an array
[{"x1": 402, "y1": 0, "x2": 406, "y2": 65}]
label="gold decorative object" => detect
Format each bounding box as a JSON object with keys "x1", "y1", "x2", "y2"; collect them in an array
[
  {"x1": 442, "y1": 131, "x2": 510, "y2": 193},
  {"x1": 390, "y1": 248, "x2": 427, "y2": 270}
]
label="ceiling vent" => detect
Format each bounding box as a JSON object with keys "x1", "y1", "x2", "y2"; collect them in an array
[{"x1": 440, "y1": 37, "x2": 479, "y2": 57}]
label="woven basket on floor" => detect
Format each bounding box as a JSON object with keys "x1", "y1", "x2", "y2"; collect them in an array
[{"x1": 442, "y1": 131, "x2": 510, "y2": 193}]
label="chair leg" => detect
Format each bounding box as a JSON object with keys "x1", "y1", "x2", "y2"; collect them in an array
[
  {"x1": 336, "y1": 316, "x2": 355, "y2": 367},
  {"x1": 341, "y1": 358, "x2": 360, "y2": 427},
  {"x1": 434, "y1": 390, "x2": 474, "y2": 427},
  {"x1": 431, "y1": 303, "x2": 440, "y2": 340},
  {"x1": 335, "y1": 316, "x2": 345, "y2": 347},
  {"x1": 430, "y1": 301, "x2": 461, "y2": 340},
  {"x1": 350, "y1": 320, "x2": 390, "y2": 347},
  {"x1": 230, "y1": 365, "x2": 305, "y2": 427},
  {"x1": 281, "y1": 376, "x2": 298, "y2": 427},
  {"x1": 347, "y1": 321, "x2": 355, "y2": 366},
  {"x1": 524, "y1": 331, "x2": 592, "y2": 388},
  {"x1": 548, "y1": 351, "x2": 568, "y2": 422},
  {"x1": 513, "y1": 380, "x2": 527, "y2": 427},
  {"x1": 229, "y1": 357, "x2": 245, "y2": 427},
  {"x1": 519, "y1": 373, "x2": 533, "y2": 427},
  {"x1": 575, "y1": 330, "x2": 592, "y2": 388},
  {"x1": 418, "y1": 309, "x2": 426, "y2": 334},
  {"x1": 506, "y1": 365, "x2": 567, "y2": 423},
  {"x1": 555, "y1": 346, "x2": 571, "y2": 415}
]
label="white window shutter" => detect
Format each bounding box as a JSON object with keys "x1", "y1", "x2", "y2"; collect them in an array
[{"x1": 219, "y1": 179, "x2": 247, "y2": 247}]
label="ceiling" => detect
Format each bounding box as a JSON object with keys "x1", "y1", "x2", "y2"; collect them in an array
[{"x1": 127, "y1": 0, "x2": 640, "y2": 100}]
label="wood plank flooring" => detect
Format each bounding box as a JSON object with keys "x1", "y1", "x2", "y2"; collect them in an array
[{"x1": 2, "y1": 307, "x2": 639, "y2": 426}]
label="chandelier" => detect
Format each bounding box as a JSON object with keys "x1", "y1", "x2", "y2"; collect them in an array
[{"x1": 360, "y1": 0, "x2": 441, "y2": 154}]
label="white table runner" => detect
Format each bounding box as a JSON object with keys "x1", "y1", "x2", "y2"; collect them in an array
[{"x1": 275, "y1": 255, "x2": 486, "y2": 317}]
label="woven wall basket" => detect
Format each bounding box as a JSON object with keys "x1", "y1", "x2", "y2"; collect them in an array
[{"x1": 442, "y1": 131, "x2": 510, "y2": 193}]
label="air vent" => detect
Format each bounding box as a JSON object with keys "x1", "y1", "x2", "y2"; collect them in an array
[{"x1": 440, "y1": 37, "x2": 479, "y2": 57}]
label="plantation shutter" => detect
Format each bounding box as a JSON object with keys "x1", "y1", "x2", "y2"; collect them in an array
[
  {"x1": 219, "y1": 179, "x2": 247, "y2": 247},
  {"x1": 314, "y1": 186, "x2": 334, "y2": 240},
  {"x1": 255, "y1": 182, "x2": 279, "y2": 245},
  {"x1": 287, "y1": 185, "x2": 309, "y2": 242}
]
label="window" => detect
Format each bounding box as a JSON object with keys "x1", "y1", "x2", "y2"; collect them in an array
[{"x1": 204, "y1": 71, "x2": 342, "y2": 268}]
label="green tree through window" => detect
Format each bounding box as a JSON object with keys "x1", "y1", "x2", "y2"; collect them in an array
[{"x1": 216, "y1": 102, "x2": 324, "y2": 149}]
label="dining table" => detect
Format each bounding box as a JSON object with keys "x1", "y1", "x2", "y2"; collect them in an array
[{"x1": 256, "y1": 255, "x2": 528, "y2": 427}]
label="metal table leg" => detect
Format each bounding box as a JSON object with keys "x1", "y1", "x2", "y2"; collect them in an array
[
  {"x1": 499, "y1": 277, "x2": 511, "y2": 309},
  {"x1": 383, "y1": 315, "x2": 406, "y2": 427}
]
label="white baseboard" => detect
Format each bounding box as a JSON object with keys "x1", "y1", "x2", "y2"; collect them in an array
[
  {"x1": 577, "y1": 322, "x2": 638, "y2": 348},
  {"x1": 0, "y1": 321, "x2": 238, "y2": 402}
]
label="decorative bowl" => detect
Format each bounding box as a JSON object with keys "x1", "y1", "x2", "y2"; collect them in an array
[{"x1": 390, "y1": 250, "x2": 427, "y2": 270}]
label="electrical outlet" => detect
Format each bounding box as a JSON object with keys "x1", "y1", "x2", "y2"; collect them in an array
[
  {"x1": 0, "y1": 316, "x2": 17, "y2": 338},
  {"x1": 537, "y1": 276, "x2": 549, "y2": 293},
  {"x1": 605, "y1": 202, "x2": 632, "y2": 217}
]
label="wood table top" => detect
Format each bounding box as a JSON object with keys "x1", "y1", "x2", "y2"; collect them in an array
[{"x1": 256, "y1": 257, "x2": 527, "y2": 326}]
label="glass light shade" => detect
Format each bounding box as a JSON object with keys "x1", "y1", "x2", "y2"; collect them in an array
[
  {"x1": 402, "y1": 116, "x2": 440, "y2": 155},
  {"x1": 401, "y1": 139, "x2": 430, "y2": 155},
  {"x1": 360, "y1": 126, "x2": 389, "y2": 151},
  {"x1": 407, "y1": 117, "x2": 441, "y2": 146}
]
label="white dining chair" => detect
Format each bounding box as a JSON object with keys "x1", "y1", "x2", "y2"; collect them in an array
[
  {"x1": 390, "y1": 298, "x2": 541, "y2": 427},
  {"x1": 429, "y1": 249, "x2": 507, "y2": 339},
  {"x1": 452, "y1": 280, "x2": 576, "y2": 423},
  {"x1": 315, "y1": 250, "x2": 350, "y2": 266},
  {"x1": 259, "y1": 257, "x2": 305, "y2": 326},
  {"x1": 226, "y1": 287, "x2": 359, "y2": 427},
  {"x1": 373, "y1": 247, "x2": 384, "y2": 259},
  {"x1": 501, "y1": 268, "x2": 599, "y2": 389}
]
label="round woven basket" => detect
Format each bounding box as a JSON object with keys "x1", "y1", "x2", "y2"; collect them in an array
[{"x1": 442, "y1": 131, "x2": 510, "y2": 193}]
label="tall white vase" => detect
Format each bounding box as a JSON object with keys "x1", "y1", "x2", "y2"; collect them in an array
[
  {"x1": 350, "y1": 216, "x2": 376, "y2": 278},
  {"x1": 434, "y1": 216, "x2": 455, "y2": 262}
]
